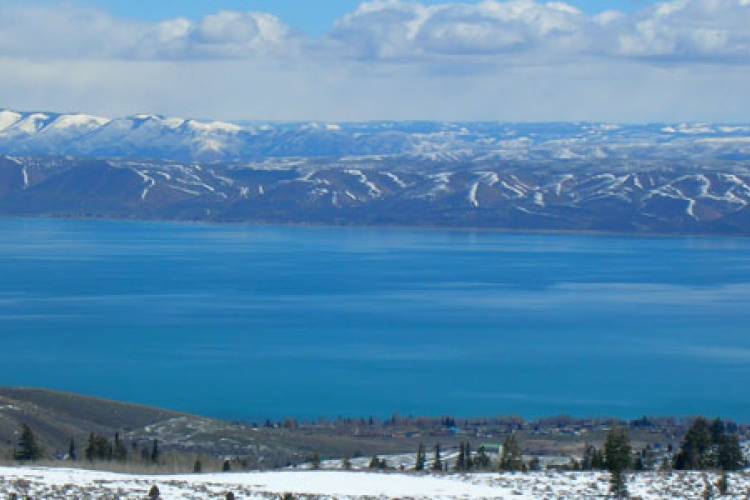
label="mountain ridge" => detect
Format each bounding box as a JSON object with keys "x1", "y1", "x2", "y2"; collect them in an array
[{"x1": 2, "y1": 108, "x2": 750, "y2": 234}]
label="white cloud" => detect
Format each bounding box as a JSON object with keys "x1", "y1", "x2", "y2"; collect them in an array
[
  {"x1": 0, "y1": 0, "x2": 750, "y2": 121},
  {"x1": 607, "y1": 0, "x2": 750, "y2": 61},
  {"x1": 0, "y1": 3, "x2": 296, "y2": 61},
  {"x1": 328, "y1": 0, "x2": 588, "y2": 60}
]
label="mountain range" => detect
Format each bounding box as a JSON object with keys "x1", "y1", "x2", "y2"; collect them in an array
[{"x1": 2, "y1": 108, "x2": 750, "y2": 234}]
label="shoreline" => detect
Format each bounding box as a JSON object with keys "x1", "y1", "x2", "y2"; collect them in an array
[{"x1": 2, "y1": 213, "x2": 748, "y2": 241}]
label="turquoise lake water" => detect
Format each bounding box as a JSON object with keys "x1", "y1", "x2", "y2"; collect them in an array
[{"x1": 1, "y1": 218, "x2": 749, "y2": 421}]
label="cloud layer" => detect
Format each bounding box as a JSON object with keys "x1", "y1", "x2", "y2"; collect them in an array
[{"x1": 1, "y1": 0, "x2": 749, "y2": 121}]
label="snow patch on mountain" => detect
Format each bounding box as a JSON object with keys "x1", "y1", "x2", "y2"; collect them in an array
[{"x1": 0, "y1": 111, "x2": 22, "y2": 133}]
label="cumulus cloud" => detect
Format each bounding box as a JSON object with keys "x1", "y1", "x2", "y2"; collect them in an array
[
  {"x1": 0, "y1": 3, "x2": 296, "y2": 61},
  {"x1": 328, "y1": 0, "x2": 588, "y2": 61},
  {"x1": 1, "y1": 0, "x2": 749, "y2": 64},
  {"x1": 607, "y1": 0, "x2": 750, "y2": 61},
  {"x1": 327, "y1": 0, "x2": 750, "y2": 63},
  {"x1": 1, "y1": 0, "x2": 750, "y2": 121}
]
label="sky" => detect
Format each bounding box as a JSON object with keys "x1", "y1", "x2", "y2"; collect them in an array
[
  {"x1": 1, "y1": 0, "x2": 749, "y2": 122},
  {"x1": 74, "y1": 0, "x2": 655, "y2": 35}
]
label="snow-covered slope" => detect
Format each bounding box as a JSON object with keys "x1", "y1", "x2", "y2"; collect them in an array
[
  {"x1": 2, "y1": 154, "x2": 750, "y2": 234},
  {"x1": 1, "y1": 108, "x2": 750, "y2": 162},
  {"x1": 2, "y1": 109, "x2": 750, "y2": 234},
  {"x1": 1, "y1": 467, "x2": 748, "y2": 499}
]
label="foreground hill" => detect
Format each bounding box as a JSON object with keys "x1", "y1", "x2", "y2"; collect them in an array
[{"x1": 1, "y1": 467, "x2": 748, "y2": 499}]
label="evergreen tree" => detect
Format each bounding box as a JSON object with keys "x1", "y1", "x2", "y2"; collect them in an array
[
  {"x1": 582, "y1": 444, "x2": 596, "y2": 470},
  {"x1": 674, "y1": 417, "x2": 713, "y2": 470},
  {"x1": 474, "y1": 446, "x2": 491, "y2": 469},
  {"x1": 148, "y1": 485, "x2": 160, "y2": 499},
  {"x1": 499, "y1": 433, "x2": 524, "y2": 472},
  {"x1": 604, "y1": 427, "x2": 631, "y2": 498},
  {"x1": 710, "y1": 418, "x2": 726, "y2": 444},
  {"x1": 610, "y1": 470, "x2": 628, "y2": 498},
  {"x1": 634, "y1": 451, "x2": 644, "y2": 471},
  {"x1": 222, "y1": 459, "x2": 232, "y2": 472},
  {"x1": 465, "y1": 442, "x2": 474, "y2": 470},
  {"x1": 14, "y1": 424, "x2": 42, "y2": 461},
  {"x1": 193, "y1": 459, "x2": 202, "y2": 473},
  {"x1": 591, "y1": 448, "x2": 605, "y2": 470},
  {"x1": 113, "y1": 433, "x2": 128, "y2": 462},
  {"x1": 455, "y1": 442, "x2": 465, "y2": 471},
  {"x1": 85, "y1": 433, "x2": 95, "y2": 461},
  {"x1": 150, "y1": 439, "x2": 160, "y2": 464},
  {"x1": 85, "y1": 433, "x2": 113, "y2": 462},
  {"x1": 431, "y1": 443, "x2": 443, "y2": 471},
  {"x1": 67, "y1": 438, "x2": 77, "y2": 461},
  {"x1": 717, "y1": 434, "x2": 745, "y2": 471},
  {"x1": 342, "y1": 457, "x2": 352, "y2": 470},
  {"x1": 528, "y1": 456, "x2": 542, "y2": 471},
  {"x1": 415, "y1": 443, "x2": 426, "y2": 471},
  {"x1": 310, "y1": 453, "x2": 321, "y2": 470},
  {"x1": 604, "y1": 427, "x2": 632, "y2": 473}
]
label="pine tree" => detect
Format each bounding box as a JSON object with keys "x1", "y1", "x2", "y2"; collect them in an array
[
  {"x1": 610, "y1": 470, "x2": 628, "y2": 498},
  {"x1": 604, "y1": 427, "x2": 632, "y2": 473},
  {"x1": 710, "y1": 418, "x2": 726, "y2": 444},
  {"x1": 342, "y1": 457, "x2": 352, "y2": 470},
  {"x1": 415, "y1": 443, "x2": 426, "y2": 471},
  {"x1": 85, "y1": 433, "x2": 95, "y2": 461},
  {"x1": 474, "y1": 446, "x2": 491, "y2": 469},
  {"x1": 14, "y1": 424, "x2": 42, "y2": 461},
  {"x1": 674, "y1": 417, "x2": 713, "y2": 470},
  {"x1": 528, "y1": 456, "x2": 542, "y2": 471},
  {"x1": 431, "y1": 443, "x2": 442, "y2": 471},
  {"x1": 369, "y1": 455, "x2": 380, "y2": 469},
  {"x1": 148, "y1": 485, "x2": 160, "y2": 499},
  {"x1": 582, "y1": 444, "x2": 596, "y2": 470},
  {"x1": 310, "y1": 453, "x2": 321, "y2": 470},
  {"x1": 150, "y1": 439, "x2": 160, "y2": 464},
  {"x1": 500, "y1": 433, "x2": 524, "y2": 472},
  {"x1": 222, "y1": 459, "x2": 232, "y2": 472},
  {"x1": 85, "y1": 433, "x2": 113, "y2": 461},
  {"x1": 455, "y1": 442, "x2": 465, "y2": 471},
  {"x1": 113, "y1": 433, "x2": 128, "y2": 462},
  {"x1": 193, "y1": 459, "x2": 202, "y2": 473},
  {"x1": 717, "y1": 434, "x2": 745, "y2": 471},
  {"x1": 604, "y1": 427, "x2": 631, "y2": 498},
  {"x1": 465, "y1": 442, "x2": 474, "y2": 470},
  {"x1": 67, "y1": 438, "x2": 77, "y2": 461},
  {"x1": 591, "y1": 448, "x2": 604, "y2": 470}
]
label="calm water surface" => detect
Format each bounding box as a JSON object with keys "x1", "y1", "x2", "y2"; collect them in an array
[{"x1": 1, "y1": 218, "x2": 749, "y2": 420}]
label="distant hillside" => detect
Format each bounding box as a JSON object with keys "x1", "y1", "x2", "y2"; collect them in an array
[
  {"x1": 0, "y1": 388, "x2": 180, "y2": 454},
  {"x1": 2, "y1": 110, "x2": 750, "y2": 234},
  {"x1": 0, "y1": 388, "x2": 414, "y2": 468},
  {"x1": 2, "y1": 155, "x2": 750, "y2": 234}
]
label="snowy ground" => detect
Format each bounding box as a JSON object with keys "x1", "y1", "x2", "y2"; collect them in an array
[{"x1": 2, "y1": 466, "x2": 750, "y2": 499}]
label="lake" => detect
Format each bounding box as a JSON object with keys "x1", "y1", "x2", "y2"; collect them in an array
[{"x1": 1, "y1": 218, "x2": 749, "y2": 421}]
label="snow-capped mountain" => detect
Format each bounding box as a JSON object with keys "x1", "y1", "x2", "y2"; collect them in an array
[
  {"x1": 2, "y1": 108, "x2": 750, "y2": 234},
  {"x1": 2, "y1": 108, "x2": 750, "y2": 162}
]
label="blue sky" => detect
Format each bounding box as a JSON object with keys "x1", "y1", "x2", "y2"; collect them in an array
[
  {"x1": 76, "y1": 0, "x2": 654, "y2": 35},
  {"x1": 1, "y1": 0, "x2": 749, "y2": 122}
]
